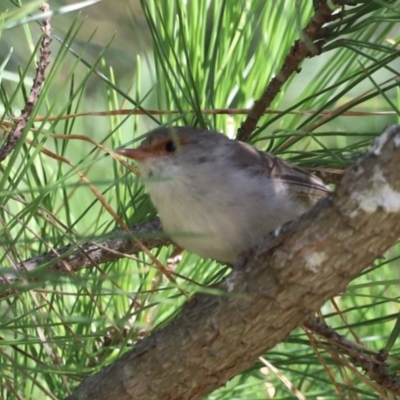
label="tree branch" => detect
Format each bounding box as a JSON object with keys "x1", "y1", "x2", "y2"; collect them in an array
[
  {"x1": 0, "y1": 3, "x2": 52, "y2": 162},
  {"x1": 0, "y1": 218, "x2": 169, "y2": 286},
  {"x1": 304, "y1": 317, "x2": 400, "y2": 393},
  {"x1": 66, "y1": 125, "x2": 400, "y2": 399},
  {"x1": 236, "y1": 0, "x2": 349, "y2": 142}
]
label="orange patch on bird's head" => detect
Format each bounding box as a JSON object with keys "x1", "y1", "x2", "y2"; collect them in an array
[{"x1": 116, "y1": 134, "x2": 189, "y2": 161}]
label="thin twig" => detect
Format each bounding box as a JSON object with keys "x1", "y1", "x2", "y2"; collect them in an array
[
  {"x1": 0, "y1": 3, "x2": 52, "y2": 162},
  {"x1": 304, "y1": 317, "x2": 400, "y2": 394},
  {"x1": 0, "y1": 108, "x2": 391, "y2": 126},
  {"x1": 236, "y1": 0, "x2": 346, "y2": 142}
]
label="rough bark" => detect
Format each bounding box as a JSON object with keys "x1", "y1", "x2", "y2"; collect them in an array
[{"x1": 67, "y1": 125, "x2": 400, "y2": 400}]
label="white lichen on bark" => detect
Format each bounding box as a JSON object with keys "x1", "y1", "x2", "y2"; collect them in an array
[
  {"x1": 369, "y1": 125, "x2": 393, "y2": 155},
  {"x1": 351, "y1": 166, "x2": 400, "y2": 216},
  {"x1": 303, "y1": 251, "x2": 327, "y2": 273}
]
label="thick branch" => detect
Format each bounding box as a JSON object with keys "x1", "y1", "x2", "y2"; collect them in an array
[{"x1": 66, "y1": 125, "x2": 400, "y2": 400}]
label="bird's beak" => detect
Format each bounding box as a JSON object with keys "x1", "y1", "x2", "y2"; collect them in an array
[{"x1": 115, "y1": 148, "x2": 152, "y2": 161}]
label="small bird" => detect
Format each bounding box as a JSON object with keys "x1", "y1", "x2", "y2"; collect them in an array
[{"x1": 116, "y1": 127, "x2": 331, "y2": 263}]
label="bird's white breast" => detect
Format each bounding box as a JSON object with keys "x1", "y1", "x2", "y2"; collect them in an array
[{"x1": 140, "y1": 157, "x2": 306, "y2": 263}]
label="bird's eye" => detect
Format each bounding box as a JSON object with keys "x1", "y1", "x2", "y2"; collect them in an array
[{"x1": 165, "y1": 140, "x2": 176, "y2": 153}]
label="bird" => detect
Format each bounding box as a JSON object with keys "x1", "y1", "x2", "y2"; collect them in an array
[{"x1": 116, "y1": 126, "x2": 331, "y2": 263}]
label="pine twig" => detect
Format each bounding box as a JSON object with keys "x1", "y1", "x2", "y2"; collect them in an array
[
  {"x1": 0, "y1": 218, "x2": 169, "y2": 286},
  {"x1": 0, "y1": 3, "x2": 52, "y2": 162},
  {"x1": 236, "y1": 0, "x2": 351, "y2": 142},
  {"x1": 304, "y1": 317, "x2": 400, "y2": 394}
]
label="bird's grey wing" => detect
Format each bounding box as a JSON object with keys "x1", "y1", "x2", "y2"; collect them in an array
[
  {"x1": 265, "y1": 153, "x2": 331, "y2": 199},
  {"x1": 235, "y1": 141, "x2": 331, "y2": 199}
]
